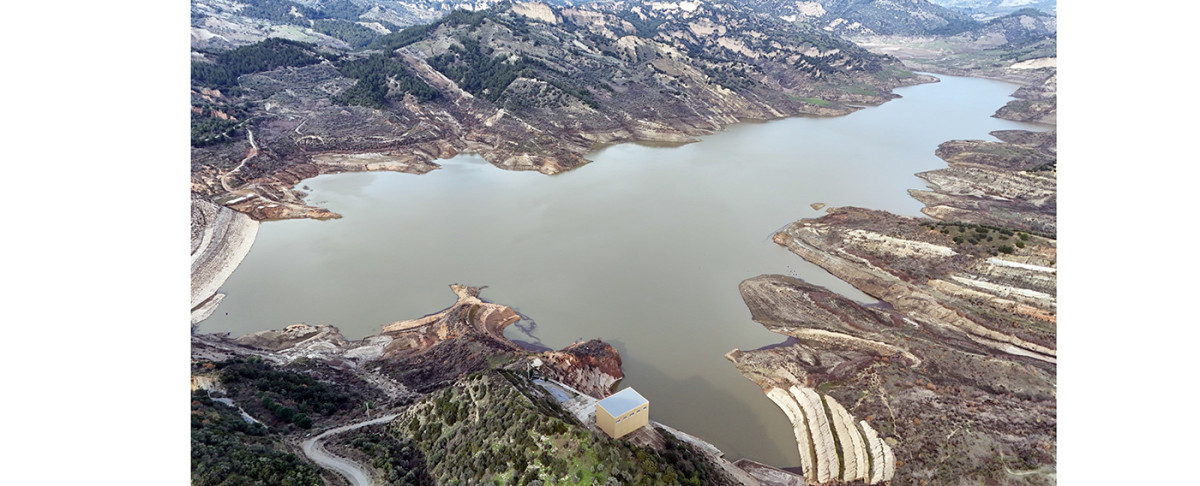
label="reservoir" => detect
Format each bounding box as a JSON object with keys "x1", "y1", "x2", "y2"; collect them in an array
[{"x1": 197, "y1": 74, "x2": 1046, "y2": 466}]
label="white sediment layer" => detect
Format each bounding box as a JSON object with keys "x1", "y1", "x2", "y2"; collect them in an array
[
  {"x1": 191, "y1": 201, "x2": 259, "y2": 324},
  {"x1": 766, "y1": 387, "x2": 817, "y2": 482},
  {"x1": 792, "y1": 386, "x2": 838, "y2": 483},
  {"x1": 191, "y1": 293, "x2": 226, "y2": 325},
  {"x1": 826, "y1": 395, "x2": 867, "y2": 482},
  {"x1": 860, "y1": 419, "x2": 894, "y2": 483},
  {"x1": 763, "y1": 384, "x2": 895, "y2": 484}
]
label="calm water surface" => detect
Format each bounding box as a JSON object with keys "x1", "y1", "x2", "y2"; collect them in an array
[{"x1": 199, "y1": 74, "x2": 1046, "y2": 466}]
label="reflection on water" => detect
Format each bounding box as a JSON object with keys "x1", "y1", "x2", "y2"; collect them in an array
[{"x1": 198, "y1": 74, "x2": 1045, "y2": 466}]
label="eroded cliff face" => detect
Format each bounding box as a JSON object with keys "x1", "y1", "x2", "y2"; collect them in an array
[
  {"x1": 537, "y1": 340, "x2": 625, "y2": 398},
  {"x1": 192, "y1": 285, "x2": 624, "y2": 398}
]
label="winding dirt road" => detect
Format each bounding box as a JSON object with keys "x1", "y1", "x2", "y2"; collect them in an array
[
  {"x1": 301, "y1": 413, "x2": 399, "y2": 486},
  {"x1": 220, "y1": 128, "x2": 259, "y2": 192}
]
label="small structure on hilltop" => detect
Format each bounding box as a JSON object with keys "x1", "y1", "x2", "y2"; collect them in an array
[{"x1": 595, "y1": 387, "x2": 649, "y2": 438}]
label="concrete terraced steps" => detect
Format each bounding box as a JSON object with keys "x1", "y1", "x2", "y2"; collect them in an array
[{"x1": 765, "y1": 385, "x2": 895, "y2": 485}]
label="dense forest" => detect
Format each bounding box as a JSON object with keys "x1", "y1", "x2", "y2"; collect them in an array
[
  {"x1": 426, "y1": 33, "x2": 598, "y2": 109},
  {"x1": 428, "y1": 37, "x2": 527, "y2": 103},
  {"x1": 314, "y1": 19, "x2": 383, "y2": 49},
  {"x1": 332, "y1": 54, "x2": 441, "y2": 108},
  {"x1": 191, "y1": 392, "x2": 325, "y2": 486},
  {"x1": 337, "y1": 424, "x2": 437, "y2": 486},
  {"x1": 191, "y1": 38, "x2": 324, "y2": 90},
  {"x1": 210, "y1": 357, "x2": 366, "y2": 430},
  {"x1": 239, "y1": 0, "x2": 369, "y2": 25},
  {"x1": 190, "y1": 111, "x2": 245, "y2": 148}
]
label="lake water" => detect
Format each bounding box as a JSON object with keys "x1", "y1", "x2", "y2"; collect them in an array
[{"x1": 197, "y1": 74, "x2": 1045, "y2": 466}]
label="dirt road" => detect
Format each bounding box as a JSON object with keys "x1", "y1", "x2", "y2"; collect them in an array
[{"x1": 300, "y1": 414, "x2": 399, "y2": 486}]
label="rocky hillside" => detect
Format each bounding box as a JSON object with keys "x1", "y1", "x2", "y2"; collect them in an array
[
  {"x1": 191, "y1": 1, "x2": 929, "y2": 222},
  {"x1": 912, "y1": 130, "x2": 1056, "y2": 233},
  {"x1": 194, "y1": 284, "x2": 625, "y2": 394},
  {"x1": 736, "y1": 0, "x2": 980, "y2": 36},
  {"x1": 728, "y1": 272, "x2": 1055, "y2": 485},
  {"x1": 852, "y1": 8, "x2": 1055, "y2": 81},
  {"x1": 191, "y1": 0, "x2": 583, "y2": 50},
  {"x1": 329, "y1": 370, "x2": 741, "y2": 484},
  {"x1": 191, "y1": 284, "x2": 642, "y2": 482},
  {"x1": 928, "y1": 0, "x2": 1056, "y2": 20},
  {"x1": 192, "y1": 307, "x2": 748, "y2": 485},
  {"x1": 727, "y1": 120, "x2": 1056, "y2": 483}
]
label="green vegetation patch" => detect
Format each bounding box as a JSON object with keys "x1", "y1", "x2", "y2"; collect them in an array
[
  {"x1": 873, "y1": 65, "x2": 916, "y2": 82},
  {"x1": 191, "y1": 112, "x2": 247, "y2": 148},
  {"x1": 920, "y1": 221, "x2": 1053, "y2": 256},
  {"x1": 191, "y1": 392, "x2": 324, "y2": 486},
  {"x1": 192, "y1": 38, "x2": 324, "y2": 90},
  {"x1": 314, "y1": 19, "x2": 383, "y2": 49},
  {"x1": 370, "y1": 23, "x2": 435, "y2": 52},
  {"x1": 238, "y1": 0, "x2": 367, "y2": 25},
  {"x1": 613, "y1": 11, "x2": 667, "y2": 37},
  {"x1": 840, "y1": 84, "x2": 879, "y2": 97},
  {"x1": 794, "y1": 54, "x2": 837, "y2": 75},
  {"x1": 339, "y1": 424, "x2": 436, "y2": 485},
  {"x1": 698, "y1": 59, "x2": 761, "y2": 92},
  {"x1": 802, "y1": 97, "x2": 831, "y2": 106},
  {"x1": 393, "y1": 370, "x2": 734, "y2": 485},
  {"x1": 428, "y1": 35, "x2": 598, "y2": 108},
  {"x1": 238, "y1": 0, "x2": 317, "y2": 26},
  {"x1": 428, "y1": 37, "x2": 528, "y2": 103},
  {"x1": 333, "y1": 54, "x2": 441, "y2": 108},
  {"x1": 212, "y1": 357, "x2": 360, "y2": 430}
]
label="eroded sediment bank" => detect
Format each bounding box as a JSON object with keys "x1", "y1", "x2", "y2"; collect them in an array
[
  {"x1": 728, "y1": 120, "x2": 1057, "y2": 483},
  {"x1": 191, "y1": 198, "x2": 259, "y2": 325}
]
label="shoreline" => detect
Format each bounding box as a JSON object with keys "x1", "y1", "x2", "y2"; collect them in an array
[
  {"x1": 187, "y1": 72, "x2": 938, "y2": 330},
  {"x1": 190, "y1": 199, "x2": 259, "y2": 326}
]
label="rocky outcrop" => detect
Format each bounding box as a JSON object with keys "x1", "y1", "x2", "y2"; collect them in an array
[
  {"x1": 910, "y1": 129, "x2": 1056, "y2": 235},
  {"x1": 512, "y1": 1, "x2": 561, "y2": 24},
  {"x1": 727, "y1": 275, "x2": 1055, "y2": 485},
  {"x1": 994, "y1": 71, "x2": 1056, "y2": 125},
  {"x1": 726, "y1": 89, "x2": 1057, "y2": 481},
  {"x1": 729, "y1": 125, "x2": 1056, "y2": 484},
  {"x1": 194, "y1": 285, "x2": 623, "y2": 400},
  {"x1": 771, "y1": 208, "x2": 1056, "y2": 362},
  {"x1": 538, "y1": 340, "x2": 624, "y2": 398}
]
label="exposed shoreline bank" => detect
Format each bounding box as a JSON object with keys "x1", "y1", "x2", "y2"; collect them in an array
[{"x1": 191, "y1": 198, "x2": 259, "y2": 326}]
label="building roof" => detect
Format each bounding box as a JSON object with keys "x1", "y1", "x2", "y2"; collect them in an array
[{"x1": 597, "y1": 387, "x2": 648, "y2": 417}]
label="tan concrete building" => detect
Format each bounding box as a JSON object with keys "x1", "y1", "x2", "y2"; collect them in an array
[{"x1": 596, "y1": 387, "x2": 648, "y2": 438}]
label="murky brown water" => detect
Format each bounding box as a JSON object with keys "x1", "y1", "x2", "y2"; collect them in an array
[{"x1": 198, "y1": 74, "x2": 1046, "y2": 466}]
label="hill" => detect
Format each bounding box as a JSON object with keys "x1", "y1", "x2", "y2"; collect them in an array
[
  {"x1": 736, "y1": 0, "x2": 981, "y2": 36},
  {"x1": 190, "y1": 1, "x2": 931, "y2": 220}
]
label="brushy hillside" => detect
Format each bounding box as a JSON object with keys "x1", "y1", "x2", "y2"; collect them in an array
[{"x1": 365, "y1": 370, "x2": 737, "y2": 485}]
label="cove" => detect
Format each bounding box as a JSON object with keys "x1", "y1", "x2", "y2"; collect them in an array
[{"x1": 197, "y1": 73, "x2": 1046, "y2": 466}]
